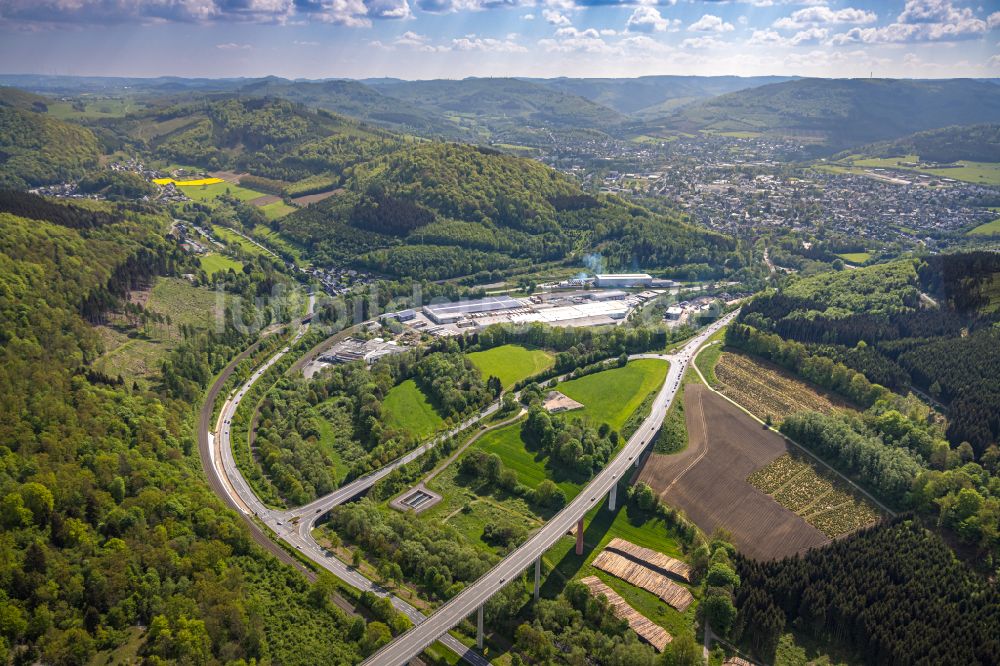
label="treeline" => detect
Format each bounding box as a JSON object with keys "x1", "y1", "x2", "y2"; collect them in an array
[
  {"x1": 725, "y1": 323, "x2": 891, "y2": 407},
  {"x1": 521, "y1": 406, "x2": 619, "y2": 478},
  {"x1": 779, "y1": 411, "x2": 924, "y2": 505},
  {"x1": 738, "y1": 253, "x2": 1000, "y2": 456},
  {"x1": 328, "y1": 499, "x2": 495, "y2": 600},
  {"x1": 0, "y1": 189, "x2": 117, "y2": 228},
  {"x1": 732, "y1": 519, "x2": 1000, "y2": 665}
]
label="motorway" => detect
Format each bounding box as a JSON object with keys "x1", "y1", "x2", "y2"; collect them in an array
[
  {"x1": 203, "y1": 293, "x2": 492, "y2": 666},
  {"x1": 362, "y1": 310, "x2": 738, "y2": 666}
]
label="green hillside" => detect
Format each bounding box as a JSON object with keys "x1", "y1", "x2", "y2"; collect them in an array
[
  {"x1": 848, "y1": 123, "x2": 1000, "y2": 163},
  {"x1": 0, "y1": 105, "x2": 100, "y2": 188},
  {"x1": 278, "y1": 141, "x2": 736, "y2": 280},
  {"x1": 651, "y1": 78, "x2": 1000, "y2": 150}
]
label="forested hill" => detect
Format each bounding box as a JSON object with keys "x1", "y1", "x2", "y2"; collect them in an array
[
  {"x1": 0, "y1": 103, "x2": 100, "y2": 189},
  {"x1": 277, "y1": 141, "x2": 738, "y2": 281},
  {"x1": 372, "y1": 77, "x2": 624, "y2": 143},
  {"x1": 847, "y1": 123, "x2": 1000, "y2": 163},
  {"x1": 235, "y1": 78, "x2": 469, "y2": 141},
  {"x1": 650, "y1": 78, "x2": 1000, "y2": 151},
  {"x1": 534, "y1": 75, "x2": 796, "y2": 116},
  {"x1": 99, "y1": 97, "x2": 406, "y2": 181},
  {"x1": 0, "y1": 193, "x2": 366, "y2": 664}
]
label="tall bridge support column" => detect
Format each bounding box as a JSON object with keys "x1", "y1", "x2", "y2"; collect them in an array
[
  {"x1": 608, "y1": 483, "x2": 617, "y2": 511},
  {"x1": 534, "y1": 557, "x2": 541, "y2": 602},
  {"x1": 575, "y1": 517, "x2": 585, "y2": 556},
  {"x1": 476, "y1": 604, "x2": 484, "y2": 650}
]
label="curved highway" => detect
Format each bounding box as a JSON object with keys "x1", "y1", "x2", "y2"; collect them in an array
[
  {"x1": 362, "y1": 311, "x2": 738, "y2": 666},
  {"x1": 203, "y1": 294, "x2": 491, "y2": 665}
]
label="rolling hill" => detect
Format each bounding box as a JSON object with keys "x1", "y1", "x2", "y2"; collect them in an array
[
  {"x1": 647, "y1": 78, "x2": 1000, "y2": 150},
  {"x1": 0, "y1": 100, "x2": 100, "y2": 188},
  {"x1": 847, "y1": 123, "x2": 1000, "y2": 163},
  {"x1": 534, "y1": 75, "x2": 797, "y2": 116}
]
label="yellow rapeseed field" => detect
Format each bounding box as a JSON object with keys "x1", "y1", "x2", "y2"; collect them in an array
[{"x1": 152, "y1": 177, "x2": 225, "y2": 186}]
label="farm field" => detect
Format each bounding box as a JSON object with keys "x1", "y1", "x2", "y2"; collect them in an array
[
  {"x1": 260, "y1": 201, "x2": 297, "y2": 220},
  {"x1": 714, "y1": 352, "x2": 857, "y2": 423},
  {"x1": 213, "y1": 225, "x2": 269, "y2": 259},
  {"x1": 382, "y1": 379, "x2": 444, "y2": 440},
  {"x1": 93, "y1": 277, "x2": 222, "y2": 386},
  {"x1": 199, "y1": 252, "x2": 243, "y2": 275},
  {"x1": 968, "y1": 217, "x2": 1000, "y2": 236},
  {"x1": 467, "y1": 344, "x2": 553, "y2": 389},
  {"x1": 835, "y1": 252, "x2": 872, "y2": 264},
  {"x1": 748, "y1": 453, "x2": 881, "y2": 537},
  {"x1": 637, "y1": 384, "x2": 829, "y2": 560},
  {"x1": 557, "y1": 359, "x2": 668, "y2": 430},
  {"x1": 184, "y1": 181, "x2": 266, "y2": 202}
]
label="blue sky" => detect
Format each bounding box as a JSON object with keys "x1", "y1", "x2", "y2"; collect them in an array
[{"x1": 0, "y1": 0, "x2": 997, "y2": 79}]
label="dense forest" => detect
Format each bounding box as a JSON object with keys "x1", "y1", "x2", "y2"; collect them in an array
[
  {"x1": 849, "y1": 123, "x2": 1000, "y2": 164},
  {"x1": 0, "y1": 106, "x2": 100, "y2": 188},
  {"x1": 732, "y1": 519, "x2": 1000, "y2": 665},
  {"x1": 0, "y1": 194, "x2": 366, "y2": 664}
]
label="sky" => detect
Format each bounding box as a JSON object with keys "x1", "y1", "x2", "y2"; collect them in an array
[{"x1": 0, "y1": 0, "x2": 997, "y2": 80}]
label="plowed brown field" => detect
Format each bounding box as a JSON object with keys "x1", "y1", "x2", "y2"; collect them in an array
[{"x1": 637, "y1": 384, "x2": 830, "y2": 560}]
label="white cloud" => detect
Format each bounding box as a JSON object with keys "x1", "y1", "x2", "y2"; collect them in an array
[
  {"x1": 394, "y1": 30, "x2": 429, "y2": 46},
  {"x1": 747, "y1": 28, "x2": 784, "y2": 45},
  {"x1": 688, "y1": 14, "x2": 734, "y2": 33},
  {"x1": 681, "y1": 35, "x2": 726, "y2": 48},
  {"x1": 216, "y1": 42, "x2": 251, "y2": 50},
  {"x1": 543, "y1": 9, "x2": 571, "y2": 26},
  {"x1": 773, "y1": 6, "x2": 876, "y2": 30},
  {"x1": 293, "y1": 40, "x2": 320, "y2": 46},
  {"x1": 790, "y1": 26, "x2": 827, "y2": 43},
  {"x1": 521, "y1": 12, "x2": 535, "y2": 19},
  {"x1": 829, "y1": 0, "x2": 988, "y2": 44},
  {"x1": 990, "y1": 54, "x2": 1000, "y2": 67},
  {"x1": 627, "y1": 6, "x2": 672, "y2": 33},
  {"x1": 989, "y1": 12, "x2": 1000, "y2": 29},
  {"x1": 539, "y1": 27, "x2": 619, "y2": 53},
  {"x1": 451, "y1": 35, "x2": 528, "y2": 51}
]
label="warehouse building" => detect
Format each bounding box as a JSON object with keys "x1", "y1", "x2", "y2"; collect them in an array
[
  {"x1": 595, "y1": 273, "x2": 653, "y2": 288},
  {"x1": 423, "y1": 295, "x2": 524, "y2": 325}
]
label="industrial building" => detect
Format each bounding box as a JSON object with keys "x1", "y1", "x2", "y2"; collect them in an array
[
  {"x1": 422, "y1": 295, "x2": 524, "y2": 324},
  {"x1": 595, "y1": 273, "x2": 653, "y2": 288},
  {"x1": 584, "y1": 290, "x2": 628, "y2": 301}
]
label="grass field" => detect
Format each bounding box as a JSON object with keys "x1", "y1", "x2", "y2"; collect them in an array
[
  {"x1": 836, "y1": 252, "x2": 872, "y2": 264},
  {"x1": 93, "y1": 277, "x2": 223, "y2": 386},
  {"x1": 212, "y1": 225, "x2": 270, "y2": 259},
  {"x1": 184, "y1": 181, "x2": 266, "y2": 202},
  {"x1": 47, "y1": 97, "x2": 137, "y2": 120},
  {"x1": 557, "y1": 359, "x2": 668, "y2": 430},
  {"x1": 968, "y1": 217, "x2": 1000, "y2": 236},
  {"x1": 260, "y1": 201, "x2": 297, "y2": 220},
  {"x1": 693, "y1": 327, "x2": 728, "y2": 387},
  {"x1": 467, "y1": 344, "x2": 554, "y2": 389},
  {"x1": 846, "y1": 155, "x2": 1000, "y2": 186},
  {"x1": 472, "y1": 422, "x2": 582, "y2": 501},
  {"x1": 382, "y1": 379, "x2": 444, "y2": 440},
  {"x1": 199, "y1": 252, "x2": 243, "y2": 275},
  {"x1": 311, "y1": 412, "x2": 351, "y2": 485},
  {"x1": 748, "y1": 453, "x2": 881, "y2": 537},
  {"x1": 715, "y1": 352, "x2": 857, "y2": 424}
]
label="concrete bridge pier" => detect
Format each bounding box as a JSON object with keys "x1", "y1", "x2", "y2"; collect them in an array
[
  {"x1": 608, "y1": 483, "x2": 617, "y2": 511},
  {"x1": 476, "y1": 604, "x2": 484, "y2": 650},
  {"x1": 534, "y1": 557, "x2": 541, "y2": 602},
  {"x1": 575, "y1": 517, "x2": 585, "y2": 556}
]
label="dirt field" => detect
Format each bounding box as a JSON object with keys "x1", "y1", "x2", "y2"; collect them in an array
[
  {"x1": 249, "y1": 194, "x2": 281, "y2": 206},
  {"x1": 637, "y1": 384, "x2": 829, "y2": 560},
  {"x1": 714, "y1": 351, "x2": 856, "y2": 423},
  {"x1": 291, "y1": 188, "x2": 342, "y2": 206}
]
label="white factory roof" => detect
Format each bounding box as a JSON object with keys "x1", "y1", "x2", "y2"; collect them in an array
[{"x1": 595, "y1": 273, "x2": 652, "y2": 279}]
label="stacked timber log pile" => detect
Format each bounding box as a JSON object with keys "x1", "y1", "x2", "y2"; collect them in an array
[
  {"x1": 581, "y1": 576, "x2": 672, "y2": 652},
  {"x1": 592, "y1": 551, "x2": 694, "y2": 612},
  {"x1": 606, "y1": 538, "x2": 692, "y2": 582}
]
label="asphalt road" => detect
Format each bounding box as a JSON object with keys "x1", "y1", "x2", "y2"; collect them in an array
[
  {"x1": 202, "y1": 296, "x2": 491, "y2": 665},
  {"x1": 362, "y1": 311, "x2": 738, "y2": 666}
]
